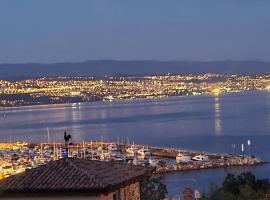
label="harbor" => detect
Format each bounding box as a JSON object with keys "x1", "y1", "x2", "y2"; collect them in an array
[{"x1": 0, "y1": 140, "x2": 265, "y2": 179}]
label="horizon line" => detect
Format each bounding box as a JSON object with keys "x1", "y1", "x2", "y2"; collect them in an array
[{"x1": 0, "y1": 59, "x2": 269, "y2": 65}]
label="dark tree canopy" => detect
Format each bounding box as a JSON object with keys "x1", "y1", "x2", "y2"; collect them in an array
[
  {"x1": 141, "y1": 175, "x2": 167, "y2": 200},
  {"x1": 202, "y1": 172, "x2": 270, "y2": 200}
]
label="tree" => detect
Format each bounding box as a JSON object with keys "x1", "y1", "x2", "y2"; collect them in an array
[
  {"x1": 237, "y1": 185, "x2": 261, "y2": 200},
  {"x1": 205, "y1": 190, "x2": 236, "y2": 200},
  {"x1": 222, "y1": 174, "x2": 239, "y2": 195},
  {"x1": 237, "y1": 172, "x2": 256, "y2": 188},
  {"x1": 202, "y1": 172, "x2": 270, "y2": 200},
  {"x1": 141, "y1": 174, "x2": 168, "y2": 200}
]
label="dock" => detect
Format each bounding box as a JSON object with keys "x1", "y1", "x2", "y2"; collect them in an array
[{"x1": 116, "y1": 143, "x2": 264, "y2": 173}]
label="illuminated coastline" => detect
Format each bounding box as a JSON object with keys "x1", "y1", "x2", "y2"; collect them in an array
[{"x1": 0, "y1": 74, "x2": 270, "y2": 107}]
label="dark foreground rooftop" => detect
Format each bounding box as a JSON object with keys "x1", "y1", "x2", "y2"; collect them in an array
[{"x1": 0, "y1": 158, "x2": 152, "y2": 195}]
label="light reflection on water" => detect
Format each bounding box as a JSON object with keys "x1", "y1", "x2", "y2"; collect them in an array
[{"x1": 214, "y1": 97, "x2": 222, "y2": 135}]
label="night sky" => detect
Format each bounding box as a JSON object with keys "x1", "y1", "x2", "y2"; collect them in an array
[{"x1": 0, "y1": 0, "x2": 270, "y2": 63}]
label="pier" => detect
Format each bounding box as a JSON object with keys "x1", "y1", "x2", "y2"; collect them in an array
[{"x1": 116, "y1": 143, "x2": 264, "y2": 173}]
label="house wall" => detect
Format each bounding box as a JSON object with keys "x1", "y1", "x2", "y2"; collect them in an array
[
  {"x1": 95, "y1": 181, "x2": 141, "y2": 200},
  {"x1": 121, "y1": 182, "x2": 141, "y2": 200},
  {"x1": 0, "y1": 181, "x2": 141, "y2": 200},
  {"x1": 0, "y1": 197, "x2": 100, "y2": 200}
]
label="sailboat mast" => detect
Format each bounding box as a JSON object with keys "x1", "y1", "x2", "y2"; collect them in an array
[
  {"x1": 83, "y1": 140, "x2": 86, "y2": 159},
  {"x1": 47, "y1": 127, "x2": 50, "y2": 144}
]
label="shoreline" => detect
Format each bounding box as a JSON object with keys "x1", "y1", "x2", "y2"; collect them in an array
[{"x1": 0, "y1": 90, "x2": 267, "y2": 109}]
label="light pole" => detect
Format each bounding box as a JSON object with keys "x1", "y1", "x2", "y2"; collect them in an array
[
  {"x1": 247, "y1": 139, "x2": 252, "y2": 156},
  {"x1": 241, "y1": 142, "x2": 245, "y2": 157}
]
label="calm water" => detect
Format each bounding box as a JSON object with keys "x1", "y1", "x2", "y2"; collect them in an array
[{"x1": 1, "y1": 91, "x2": 270, "y2": 195}]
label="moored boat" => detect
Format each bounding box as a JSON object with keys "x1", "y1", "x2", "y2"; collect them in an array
[
  {"x1": 191, "y1": 154, "x2": 209, "y2": 161},
  {"x1": 137, "y1": 148, "x2": 151, "y2": 156},
  {"x1": 176, "y1": 153, "x2": 192, "y2": 163},
  {"x1": 107, "y1": 143, "x2": 117, "y2": 151},
  {"x1": 126, "y1": 145, "x2": 137, "y2": 157}
]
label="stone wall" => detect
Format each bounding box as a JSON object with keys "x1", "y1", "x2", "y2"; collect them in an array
[
  {"x1": 121, "y1": 182, "x2": 141, "y2": 200},
  {"x1": 101, "y1": 181, "x2": 141, "y2": 200}
]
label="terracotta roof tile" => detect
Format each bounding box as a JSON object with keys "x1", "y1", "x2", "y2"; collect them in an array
[{"x1": 0, "y1": 158, "x2": 152, "y2": 193}]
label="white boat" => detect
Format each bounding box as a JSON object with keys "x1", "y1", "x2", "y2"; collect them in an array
[
  {"x1": 191, "y1": 155, "x2": 209, "y2": 161},
  {"x1": 137, "y1": 148, "x2": 151, "y2": 156},
  {"x1": 149, "y1": 158, "x2": 159, "y2": 167},
  {"x1": 97, "y1": 147, "x2": 103, "y2": 152},
  {"x1": 2, "y1": 164, "x2": 14, "y2": 176},
  {"x1": 176, "y1": 153, "x2": 191, "y2": 163},
  {"x1": 138, "y1": 154, "x2": 145, "y2": 160},
  {"x1": 96, "y1": 147, "x2": 104, "y2": 156},
  {"x1": 133, "y1": 157, "x2": 147, "y2": 166},
  {"x1": 15, "y1": 166, "x2": 26, "y2": 174},
  {"x1": 111, "y1": 152, "x2": 126, "y2": 161},
  {"x1": 100, "y1": 152, "x2": 111, "y2": 161},
  {"x1": 107, "y1": 143, "x2": 117, "y2": 151},
  {"x1": 126, "y1": 145, "x2": 137, "y2": 157},
  {"x1": 16, "y1": 141, "x2": 29, "y2": 147}
]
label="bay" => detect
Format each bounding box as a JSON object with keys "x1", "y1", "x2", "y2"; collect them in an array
[{"x1": 0, "y1": 91, "x2": 270, "y2": 196}]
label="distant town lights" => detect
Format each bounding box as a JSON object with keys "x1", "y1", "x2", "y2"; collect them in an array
[{"x1": 212, "y1": 88, "x2": 221, "y2": 96}]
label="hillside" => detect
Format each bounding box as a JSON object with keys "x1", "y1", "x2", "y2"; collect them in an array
[{"x1": 0, "y1": 60, "x2": 269, "y2": 79}]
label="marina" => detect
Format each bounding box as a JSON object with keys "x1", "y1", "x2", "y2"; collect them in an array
[{"x1": 0, "y1": 140, "x2": 265, "y2": 180}]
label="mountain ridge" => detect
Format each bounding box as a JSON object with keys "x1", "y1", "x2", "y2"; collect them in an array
[{"x1": 0, "y1": 60, "x2": 269, "y2": 79}]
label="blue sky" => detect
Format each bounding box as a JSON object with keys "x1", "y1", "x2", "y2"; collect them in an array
[{"x1": 0, "y1": 0, "x2": 270, "y2": 63}]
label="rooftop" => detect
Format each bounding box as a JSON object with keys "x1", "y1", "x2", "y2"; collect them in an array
[{"x1": 0, "y1": 158, "x2": 152, "y2": 195}]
